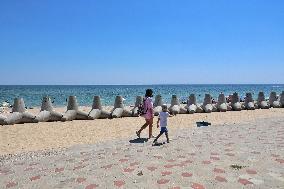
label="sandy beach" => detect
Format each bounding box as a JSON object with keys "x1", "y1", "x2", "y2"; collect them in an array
[
  {"x1": 1, "y1": 106, "x2": 284, "y2": 155},
  {"x1": 0, "y1": 112, "x2": 284, "y2": 188}
]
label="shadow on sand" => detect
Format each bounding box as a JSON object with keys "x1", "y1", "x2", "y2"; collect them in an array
[
  {"x1": 152, "y1": 142, "x2": 166, "y2": 146},
  {"x1": 129, "y1": 138, "x2": 148, "y2": 143}
]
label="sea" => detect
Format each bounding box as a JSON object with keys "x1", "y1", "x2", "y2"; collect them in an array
[{"x1": 0, "y1": 85, "x2": 283, "y2": 108}]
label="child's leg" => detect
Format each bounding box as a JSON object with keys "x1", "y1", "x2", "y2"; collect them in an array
[
  {"x1": 165, "y1": 131, "x2": 169, "y2": 143},
  {"x1": 153, "y1": 132, "x2": 163, "y2": 143}
]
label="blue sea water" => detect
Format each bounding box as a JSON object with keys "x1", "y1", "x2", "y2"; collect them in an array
[{"x1": 0, "y1": 85, "x2": 283, "y2": 108}]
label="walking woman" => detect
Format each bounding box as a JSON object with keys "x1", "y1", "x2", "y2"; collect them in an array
[{"x1": 136, "y1": 89, "x2": 155, "y2": 139}]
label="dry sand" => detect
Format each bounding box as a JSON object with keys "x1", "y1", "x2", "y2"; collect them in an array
[{"x1": 1, "y1": 106, "x2": 284, "y2": 155}]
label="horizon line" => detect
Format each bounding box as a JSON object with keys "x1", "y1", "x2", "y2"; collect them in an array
[{"x1": 0, "y1": 83, "x2": 283, "y2": 86}]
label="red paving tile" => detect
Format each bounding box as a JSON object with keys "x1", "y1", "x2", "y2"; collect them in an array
[
  {"x1": 123, "y1": 168, "x2": 135, "y2": 173},
  {"x1": 66, "y1": 158, "x2": 75, "y2": 162},
  {"x1": 153, "y1": 155, "x2": 163, "y2": 159},
  {"x1": 130, "y1": 162, "x2": 139, "y2": 166},
  {"x1": 167, "y1": 159, "x2": 176, "y2": 162},
  {"x1": 55, "y1": 167, "x2": 64, "y2": 173},
  {"x1": 202, "y1": 160, "x2": 211, "y2": 164},
  {"x1": 181, "y1": 172, "x2": 193, "y2": 177},
  {"x1": 224, "y1": 148, "x2": 233, "y2": 152},
  {"x1": 101, "y1": 164, "x2": 112, "y2": 169},
  {"x1": 76, "y1": 177, "x2": 87, "y2": 183},
  {"x1": 114, "y1": 180, "x2": 125, "y2": 187},
  {"x1": 157, "y1": 179, "x2": 170, "y2": 184},
  {"x1": 275, "y1": 159, "x2": 284, "y2": 164},
  {"x1": 161, "y1": 171, "x2": 172, "y2": 176},
  {"x1": 246, "y1": 169, "x2": 257, "y2": 174},
  {"x1": 6, "y1": 181, "x2": 17, "y2": 188},
  {"x1": 147, "y1": 166, "x2": 157, "y2": 171},
  {"x1": 119, "y1": 159, "x2": 128, "y2": 163},
  {"x1": 14, "y1": 162, "x2": 24, "y2": 166},
  {"x1": 0, "y1": 169, "x2": 10, "y2": 175},
  {"x1": 164, "y1": 164, "x2": 175, "y2": 168},
  {"x1": 85, "y1": 184, "x2": 99, "y2": 189},
  {"x1": 191, "y1": 183, "x2": 205, "y2": 189},
  {"x1": 82, "y1": 158, "x2": 90, "y2": 162},
  {"x1": 211, "y1": 152, "x2": 219, "y2": 156},
  {"x1": 225, "y1": 153, "x2": 235, "y2": 156},
  {"x1": 181, "y1": 160, "x2": 193, "y2": 164},
  {"x1": 213, "y1": 168, "x2": 225, "y2": 173},
  {"x1": 215, "y1": 176, "x2": 227, "y2": 182},
  {"x1": 30, "y1": 175, "x2": 41, "y2": 181},
  {"x1": 73, "y1": 165, "x2": 87, "y2": 170},
  {"x1": 238, "y1": 178, "x2": 253, "y2": 185},
  {"x1": 24, "y1": 167, "x2": 34, "y2": 171},
  {"x1": 210, "y1": 156, "x2": 220, "y2": 160},
  {"x1": 29, "y1": 163, "x2": 39, "y2": 166}
]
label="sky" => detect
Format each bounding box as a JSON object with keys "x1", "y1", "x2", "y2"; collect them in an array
[{"x1": 0, "y1": 0, "x2": 283, "y2": 85}]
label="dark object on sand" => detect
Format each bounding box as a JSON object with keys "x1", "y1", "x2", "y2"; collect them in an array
[
  {"x1": 196, "y1": 121, "x2": 211, "y2": 127},
  {"x1": 129, "y1": 138, "x2": 148, "y2": 143},
  {"x1": 230, "y1": 164, "x2": 246, "y2": 170},
  {"x1": 137, "y1": 171, "x2": 143, "y2": 176}
]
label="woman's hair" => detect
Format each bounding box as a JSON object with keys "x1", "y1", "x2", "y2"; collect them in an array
[{"x1": 145, "y1": 89, "x2": 153, "y2": 97}]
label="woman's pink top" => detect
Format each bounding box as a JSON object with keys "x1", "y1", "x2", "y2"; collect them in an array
[{"x1": 144, "y1": 97, "x2": 154, "y2": 120}]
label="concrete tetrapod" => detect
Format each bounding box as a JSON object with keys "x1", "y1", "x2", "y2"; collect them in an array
[
  {"x1": 88, "y1": 96, "x2": 111, "y2": 119},
  {"x1": 257, "y1": 92, "x2": 269, "y2": 109},
  {"x1": 132, "y1": 96, "x2": 143, "y2": 117},
  {"x1": 4, "y1": 98, "x2": 38, "y2": 125},
  {"x1": 280, "y1": 91, "x2": 284, "y2": 108},
  {"x1": 244, "y1": 93, "x2": 255, "y2": 110},
  {"x1": 217, "y1": 93, "x2": 228, "y2": 112},
  {"x1": 231, "y1": 92, "x2": 242, "y2": 111},
  {"x1": 269, "y1": 92, "x2": 281, "y2": 108},
  {"x1": 35, "y1": 97, "x2": 63, "y2": 122},
  {"x1": 62, "y1": 96, "x2": 89, "y2": 121},
  {"x1": 0, "y1": 114, "x2": 7, "y2": 125},
  {"x1": 202, "y1": 94, "x2": 213, "y2": 113},
  {"x1": 186, "y1": 94, "x2": 197, "y2": 114},
  {"x1": 111, "y1": 96, "x2": 132, "y2": 118},
  {"x1": 153, "y1": 95, "x2": 163, "y2": 116},
  {"x1": 169, "y1": 95, "x2": 187, "y2": 115}
]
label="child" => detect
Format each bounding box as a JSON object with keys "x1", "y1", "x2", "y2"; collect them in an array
[{"x1": 153, "y1": 104, "x2": 172, "y2": 144}]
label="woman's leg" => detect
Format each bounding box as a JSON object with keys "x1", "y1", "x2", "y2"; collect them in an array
[
  {"x1": 136, "y1": 119, "x2": 149, "y2": 137},
  {"x1": 148, "y1": 118, "x2": 154, "y2": 138}
]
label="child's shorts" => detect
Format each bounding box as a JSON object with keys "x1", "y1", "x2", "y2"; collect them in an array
[{"x1": 160, "y1": 127, "x2": 168, "y2": 134}]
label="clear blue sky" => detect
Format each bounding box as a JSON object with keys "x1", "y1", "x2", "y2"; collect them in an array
[{"x1": 0, "y1": 0, "x2": 283, "y2": 85}]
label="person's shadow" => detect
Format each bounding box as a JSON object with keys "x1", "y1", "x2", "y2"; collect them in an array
[
  {"x1": 129, "y1": 138, "x2": 148, "y2": 143},
  {"x1": 152, "y1": 142, "x2": 165, "y2": 146}
]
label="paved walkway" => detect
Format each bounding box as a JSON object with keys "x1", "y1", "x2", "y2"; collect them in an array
[{"x1": 1, "y1": 117, "x2": 284, "y2": 189}]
